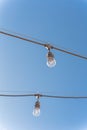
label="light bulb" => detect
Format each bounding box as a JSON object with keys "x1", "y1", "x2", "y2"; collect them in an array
[
  {"x1": 46, "y1": 51, "x2": 56, "y2": 68},
  {"x1": 33, "y1": 101, "x2": 40, "y2": 117}
]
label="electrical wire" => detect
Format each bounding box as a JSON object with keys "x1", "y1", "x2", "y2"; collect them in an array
[
  {"x1": 0, "y1": 28, "x2": 48, "y2": 45},
  {"x1": 0, "y1": 93, "x2": 87, "y2": 99},
  {"x1": 0, "y1": 31, "x2": 45, "y2": 47},
  {"x1": 52, "y1": 46, "x2": 87, "y2": 60},
  {"x1": 42, "y1": 94, "x2": 87, "y2": 99},
  {"x1": 0, "y1": 30, "x2": 87, "y2": 60},
  {"x1": 0, "y1": 93, "x2": 34, "y2": 97}
]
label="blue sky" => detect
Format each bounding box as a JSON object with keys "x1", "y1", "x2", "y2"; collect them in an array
[{"x1": 0, "y1": 0, "x2": 87, "y2": 130}]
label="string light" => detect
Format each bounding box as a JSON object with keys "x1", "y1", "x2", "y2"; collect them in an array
[
  {"x1": 45, "y1": 44, "x2": 56, "y2": 68},
  {"x1": 46, "y1": 51, "x2": 56, "y2": 68},
  {"x1": 33, "y1": 95, "x2": 40, "y2": 117},
  {"x1": 0, "y1": 30, "x2": 87, "y2": 69},
  {"x1": 0, "y1": 92, "x2": 86, "y2": 117}
]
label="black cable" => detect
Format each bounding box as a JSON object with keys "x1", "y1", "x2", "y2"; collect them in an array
[
  {"x1": 42, "y1": 94, "x2": 87, "y2": 99},
  {"x1": 53, "y1": 46, "x2": 87, "y2": 60},
  {"x1": 0, "y1": 93, "x2": 87, "y2": 99},
  {"x1": 0, "y1": 30, "x2": 87, "y2": 60},
  {"x1": 0, "y1": 93, "x2": 35, "y2": 97},
  {"x1": 0, "y1": 31, "x2": 45, "y2": 47}
]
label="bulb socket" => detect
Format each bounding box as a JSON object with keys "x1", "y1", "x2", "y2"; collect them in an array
[
  {"x1": 35, "y1": 101, "x2": 40, "y2": 109},
  {"x1": 47, "y1": 51, "x2": 54, "y2": 59}
]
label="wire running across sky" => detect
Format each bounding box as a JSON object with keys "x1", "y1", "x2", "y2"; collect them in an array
[
  {"x1": 0, "y1": 30, "x2": 87, "y2": 60},
  {"x1": 0, "y1": 93, "x2": 87, "y2": 99}
]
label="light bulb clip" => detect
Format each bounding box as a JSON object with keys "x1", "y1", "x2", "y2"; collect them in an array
[{"x1": 44, "y1": 44, "x2": 53, "y2": 50}]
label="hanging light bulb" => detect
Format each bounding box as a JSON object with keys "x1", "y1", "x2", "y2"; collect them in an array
[
  {"x1": 33, "y1": 100, "x2": 40, "y2": 117},
  {"x1": 46, "y1": 51, "x2": 56, "y2": 68}
]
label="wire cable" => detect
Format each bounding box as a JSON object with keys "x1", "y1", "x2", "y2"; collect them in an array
[
  {"x1": 0, "y1": 31, "x2": 45, "y2": 47},
  {"x1": 52, "y1": 46, "x2": 87, "y2": 60},
  {"x1": 42, "y1": 94, "x2": 87, "y2": 99},
  {"x1": 0, "y1": 93, "x2": 87, "y2": 99},
  {"x1": 0, "y1": 93, "x2": 35, "y2": 97},
  {"x1": 0, "y1": 30, "x2": 87, "y2": 60}
]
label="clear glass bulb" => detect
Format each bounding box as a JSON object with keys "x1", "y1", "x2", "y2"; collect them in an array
[
  {"x1": 33, "y1": 100, "x2": 40, "y2": 117},
  {"x1": 46, "y1": 51, "x2": 56, "y2": 68},
  {"x1": 47, "y1": 58, "x2": 56, "y2": 68},
  {"x1": 33, "y1": 107, "x2": 40, "y2": 117}
]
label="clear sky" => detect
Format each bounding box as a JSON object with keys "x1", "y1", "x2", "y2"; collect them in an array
[{"x1": 0, "y1": 0, "x2": 87, "y2": 130}]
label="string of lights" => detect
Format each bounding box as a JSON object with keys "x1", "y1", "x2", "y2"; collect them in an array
[
  {"x1": 0, "y1": 93, "x2": 87, "y2": 117},
  {"x1": 0, "y1": 93, "x2": 87, "y2": 99},
  {"x1": 0, "y1": 30, "x2": 87, "y2": 68}
]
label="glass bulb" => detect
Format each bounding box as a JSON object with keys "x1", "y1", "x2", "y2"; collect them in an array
[
  {"x1": 47, "y1": 58, "x2": 56, "y2": 68},
  {"x1": 33, "y1": 107, "x2": 40, "y2": 117},
  {"x1": 46, "y1": 51, "x2": 56, "y2": 68},
  {"x1": 33, "y1": 101, "x2": 40, "y2": 117}
]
